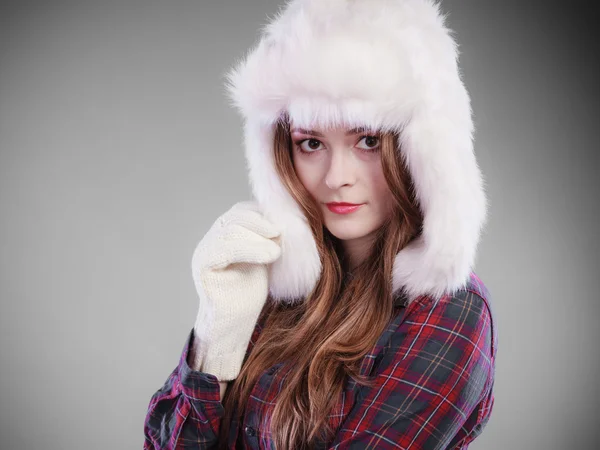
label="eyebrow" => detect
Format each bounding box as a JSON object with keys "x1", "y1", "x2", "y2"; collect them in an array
[{"x1": 290, "y1": 127, "x2": 375, "y2": 137}]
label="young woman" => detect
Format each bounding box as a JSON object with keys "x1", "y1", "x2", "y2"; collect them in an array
[{"x1": 144, "y1": 0, "x2": 497, "y2": 449}]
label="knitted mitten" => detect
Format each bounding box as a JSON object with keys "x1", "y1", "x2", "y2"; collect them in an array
[{"x1": 190, "y1": 201, "x2": 282, "y2": 381}]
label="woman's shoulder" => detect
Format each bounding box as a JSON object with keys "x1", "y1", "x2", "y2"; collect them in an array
[
  {"x1": 393, "y1": 271, "x2": 497, "y2": 362},
  {"x1": 448, "y1": 271, "x2": 496, "y2": 336},
  {"x1": 405, "y1": 271, "x2": 493, "y2": 318},
  {"x1": 445, "y1": 271, "x2": 493, "y2": 321},
  {"x1": 463, "y1": 271, "x2": 492, "y2": 304}
]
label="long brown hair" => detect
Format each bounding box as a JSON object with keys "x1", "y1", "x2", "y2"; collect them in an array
[{"x1": 218, "y1": 115, "x2": 423, "y2": 449}]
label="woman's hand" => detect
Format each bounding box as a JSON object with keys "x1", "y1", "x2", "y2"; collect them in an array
[{"x1": 190, "y1": 201, "x2": 282, "y2": 381}]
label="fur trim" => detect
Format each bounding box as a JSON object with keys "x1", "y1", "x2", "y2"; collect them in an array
[{"x1": 224, "y1": 0, "x2": 488, "y2": 304}]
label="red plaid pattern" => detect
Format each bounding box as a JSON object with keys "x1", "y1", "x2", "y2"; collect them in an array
[{"x1": 144, "y1": 272, "x2": 497, "y2": 449}]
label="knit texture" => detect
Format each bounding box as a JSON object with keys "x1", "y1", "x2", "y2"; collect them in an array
[{"x1": 191, "y1": 201, "x2": 281, "y2": 381}]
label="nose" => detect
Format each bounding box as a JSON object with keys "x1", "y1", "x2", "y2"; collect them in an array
[{"x1": 325, "y1": 148, "x2": 356, "y2": 190}]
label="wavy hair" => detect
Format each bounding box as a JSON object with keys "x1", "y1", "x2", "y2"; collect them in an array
[{"x1": 218, "y1": 115, "x2": 423, "y2": 449}]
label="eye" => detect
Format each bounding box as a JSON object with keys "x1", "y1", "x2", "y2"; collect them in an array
[
  {"x1": 356, "y1": 135, "x2": 380, "y2": 151},
  {"x1": 295, "y1": 138, "x2": 324, "y2": 153}
]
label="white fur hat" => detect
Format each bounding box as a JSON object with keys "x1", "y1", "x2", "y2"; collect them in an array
[{"x1": 224, "y1": 0, "x2": 488, "y2": 304}]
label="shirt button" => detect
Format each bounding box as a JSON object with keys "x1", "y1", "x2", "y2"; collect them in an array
[
  {"x1": 267, "y1": 367, "x2": 276, "y2": 375},
  {"x1": 245, "y1": 426, "x2": 256, "y2": 437}
]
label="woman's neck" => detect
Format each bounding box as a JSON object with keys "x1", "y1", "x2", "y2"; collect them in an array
[{"x1": 341, "y1": 230, "x2": 378, "y2": 271}]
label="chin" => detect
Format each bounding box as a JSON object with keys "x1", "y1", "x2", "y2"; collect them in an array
[{"x1": 324, "y1": 222, "x2": 371, "y2": 241}]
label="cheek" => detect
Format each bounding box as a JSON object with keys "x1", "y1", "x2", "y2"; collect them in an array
[
  {"x1": 292, "y1": 155, "x2": 320, "y2": 195},
  {"x1": 366, "y1": 160, "x2": 394, "y2": 214},
  {"x1": 366, "y1": 160, "x2": 389, "y2": 197}
]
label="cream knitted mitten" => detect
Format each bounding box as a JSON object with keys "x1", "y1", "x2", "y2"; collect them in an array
[{"x1": 190, "y1": 201, "x2": 282, "y2": 381}]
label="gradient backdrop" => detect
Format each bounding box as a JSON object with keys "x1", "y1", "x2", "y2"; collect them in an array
[{"x1": 0, "y1": 1, "x2": 598, "y2": 449}]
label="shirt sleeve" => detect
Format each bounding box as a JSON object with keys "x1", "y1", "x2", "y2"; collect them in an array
[
  {"x1": 143, "y1": 306, "x2": 271, "y2": 450},
  {"x1": 143, "y1": 327, "x2": 224, "y2": 450},
  {"x1": 327, "y1": 289, "x2": 495, "y2": 450}
]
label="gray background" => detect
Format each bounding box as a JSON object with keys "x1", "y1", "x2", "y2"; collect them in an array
[{"x1": 1, "y1": 1, "x2": 598, "y2": 449}]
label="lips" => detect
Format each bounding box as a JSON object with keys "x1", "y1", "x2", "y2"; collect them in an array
[{"x1": 325, "y1": 202, "x2": 365, "y2": 214}]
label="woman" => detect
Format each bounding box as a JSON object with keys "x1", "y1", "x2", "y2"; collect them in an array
[{"x1": 144, "y1": 0, "x2": 497, "y2": 449}]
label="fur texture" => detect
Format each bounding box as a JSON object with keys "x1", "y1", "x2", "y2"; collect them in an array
[{"x1": 224, "y1": 0, "x2": 488, "y2": 304}]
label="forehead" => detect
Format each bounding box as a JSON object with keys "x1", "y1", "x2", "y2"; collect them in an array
[{"x1": 289, "y1": 124, "x2": 377, "y2": 136}]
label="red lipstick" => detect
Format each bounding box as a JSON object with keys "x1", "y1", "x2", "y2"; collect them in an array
[{"x1": 325, "y1": 202, "x2": 365, "y2": 214}]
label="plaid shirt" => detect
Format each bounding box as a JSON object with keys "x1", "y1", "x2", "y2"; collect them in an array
[{"x1": 144, "y1": 271, "x2": 497, "y2": 449}]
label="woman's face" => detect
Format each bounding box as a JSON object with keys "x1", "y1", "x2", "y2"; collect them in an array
[{"x1": 290, "y1": 123, "x2": 394, "y2": 248}]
